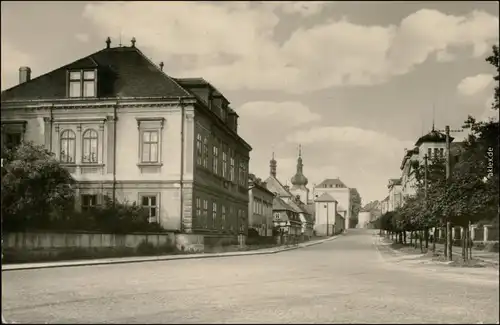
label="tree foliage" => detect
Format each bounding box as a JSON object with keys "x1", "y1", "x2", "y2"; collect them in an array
[
  {"x1": 372, "y1": 45, "x2": 499, "y2": 234},
  {"x1": 2, "y1": 142, "x2": 166, "y2": 234},
  {"x1": 485, "y1": 44, "x2": 499, "y2": 111},
  {"x1": 1, "y1": 142, "x2": 75, "y2": 230},
  {"x1": 349, "y1": 188, "x2": 362, "y2": 227}
]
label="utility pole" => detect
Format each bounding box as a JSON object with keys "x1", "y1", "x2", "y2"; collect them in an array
[
  {"x1": 325, "y1": 204, "x2": 329, "y2": 237},
  {"x1": 435, "y1": 125, "x2": 463, "y2": 261},
  {"x1": 424, "y1": 154, "x2": 436, "y2": 252}
]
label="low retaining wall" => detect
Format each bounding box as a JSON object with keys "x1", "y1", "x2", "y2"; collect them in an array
[{"x1": 2, "y1": 231, "x2": 206, "y2": 263}]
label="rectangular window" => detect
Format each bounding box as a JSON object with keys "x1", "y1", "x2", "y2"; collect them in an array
[
  {"x1": 434, "y1": 148, "x2": 439, "y2": 158},
  {"x1": 229, "y1": 149, "x2": 235, "y2": 182},
  {"x1": 141, "y1": 130, "x2": 159, "y2": 163},
  {"x1": 68, "y1": 70, "x2": 96, "y2": 98},
  {"x1": 195, "y1": 197, "x2": 201, "y2": 228},
  {"x1": 439, "y1": 148, "x2": 444, "y2": 158},
  {"x1": 203, "y1": 199, "x2": 208, "y2": 229},
  {"x1": 196, "y1": 134, "x2": 203, "y2": 166},
  {"x1": 212, "y1": 201, "x2": 217, "y2": 229},
  {"x1": 81, "y1": 194, "x2": 97, "y2": 212},
  {"x1": 427, "y1": 148, "x2": 432, "y2": 158},
  {"x1": 222, "y1": 143, "x2": 228, "y2": 178},
  {"x1": 239, "y1": 160, "x2": 247, "y2": 186},
  {"x1": 229, "y1": 206, "x2": 234, "y2": 231},
  {"x1": 212, "y1": 138, "x2": 219, "y2": 175},
  {"x1": 203, "y1": 137, "x2": 209, "y2": 168},
  {"x1": 141, "y1": 195, "x2": 158, "y2": 223},
  {"x1": 221, "y1": 205, "x2": 226, "y2": 230},
  {"x1": 4, "y1": 133, "x2": 22, "y2": 149}
]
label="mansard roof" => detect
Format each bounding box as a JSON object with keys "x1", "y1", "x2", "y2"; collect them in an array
[{"x1": 316, "y1": 178, "x2": 348, "y2": 188}]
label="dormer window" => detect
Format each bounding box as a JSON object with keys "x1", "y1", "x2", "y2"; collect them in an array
[{"x1": 68, "y1": 70, "x2": 96, "y2": 98}]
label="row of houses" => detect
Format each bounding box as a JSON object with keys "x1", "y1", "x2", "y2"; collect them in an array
[
  {"x1": 247, "y1": 149, "x2": 352, "y2": 242},
  {"x1": 1, "y1": 37, "x2": 352, "y2": 246},
  {"x1": 380, "y1": 126, "x2": 465, "y2": 214}
]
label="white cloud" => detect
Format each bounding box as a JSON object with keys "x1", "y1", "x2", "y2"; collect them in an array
[
  {"x1": 278, "y1": 1, "x2": 330, "y2": 17},
  {"x1": 75, "y1": 33, "x2": 90, "y2": 43},
  {"x1": 238, "y1": 101, "x2": 321, "y2": 127},
  {"x1": 457, "y1": 73, "x2": 493, "y2": 96},
  {"x1": 0, "y1": 42, "x2": 32, "y2": 90},
  {"x1": 286, "y1": 126, "x2": 413, "y2": 154},
  {"x1": 82, "y1": 3, "x2": 499, "y2": 94},
  {"x1": 435, "y1": 49, "x2": 455, "y2": 62}
]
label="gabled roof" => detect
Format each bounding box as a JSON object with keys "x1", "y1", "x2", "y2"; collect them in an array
[
  {"x1": 286, "y1": 199, "x2": 304, "y2": 214},
  {"x1": 315, "y1": 192, "x2": 337, "y2": 202},
  {"x1": 264, "y1": 175, "x2": 293, "y2": 198},
  {"x1": 272, "y1": 196, "x2": 295, "y2": 212},
  {"x1": 1, "y1": 46, "x2": 191, "y2": 102},
  {"x1": 316, "y1": 178, "x2": 348, "y2": 188}
]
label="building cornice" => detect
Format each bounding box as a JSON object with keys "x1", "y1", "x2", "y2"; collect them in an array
[{"x1": 0, "y1": 97, "x2": 197, "y2": 110}]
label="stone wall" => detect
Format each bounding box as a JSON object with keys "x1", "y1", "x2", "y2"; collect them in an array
[{"x1": 2, "y1": 231, "x2": 206, "y2": 263}]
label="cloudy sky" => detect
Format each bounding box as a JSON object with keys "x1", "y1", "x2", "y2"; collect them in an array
[{"x1": 1, "y1": 1, "x2": 499, "y2": 204}]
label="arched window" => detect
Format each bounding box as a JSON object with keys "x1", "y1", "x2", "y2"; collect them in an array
[
  {"x1": 60, "y1": 130, "x2": 76, "y2": 163},
  {"x1": 82, "y1": 129, "x2": 98, "y2": 163}
]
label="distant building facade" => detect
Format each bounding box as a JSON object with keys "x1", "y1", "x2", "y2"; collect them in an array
[
  {"x1": 313, "y1": 178, "x2": 351, "y2": 229},
  {"x1": 264, "y1": 150, "x2": 314, "y2": 240},
  {"x1": 248, "y1": 174, "x2": 274, "y2": 236}
]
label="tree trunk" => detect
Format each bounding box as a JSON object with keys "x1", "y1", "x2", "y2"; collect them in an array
[
  {"x1": 403, "y1": 231, "x2": 407, "y2": 244},
  {"x1": 443, "y1": 226, "x2": 448, "y2": 258},
  {"x1": 432, "y1": 228, "x2": 436, "y2": 253},
  {"x1": 461, "y1": 226, "x2": 466, "y2": 261},
  {"x1": 419, "y1": 230, "x2": 424, "y2": 253},
  {"x1": 409, "y1": 231, "x2": 413, "y2": 245},
  {"x1": 446, "y1": 221, "x2": 453, "y2": 261},
  {"x1": 424, "y1": 228, "x2": 429, "y2": 250}
]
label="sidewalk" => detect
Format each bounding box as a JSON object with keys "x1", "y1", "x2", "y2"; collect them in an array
[
  {"x1": 2, "y1": 235, "x2": 341, "y2": 272},
  {"x1": 379, "y1": 235, "x2": 499, "y2": 265},
  {"x1": 434, "y1": 243, "x2": 499, "y2": 265}
]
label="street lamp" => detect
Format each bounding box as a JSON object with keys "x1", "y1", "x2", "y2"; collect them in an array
[{"x1": 324, "y1": 203, "x2": 329, "y2": 237}]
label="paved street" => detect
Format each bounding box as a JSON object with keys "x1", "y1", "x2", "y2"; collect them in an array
[{"x1": 2, "y1": 229, "x2": 499, "y2": 324}]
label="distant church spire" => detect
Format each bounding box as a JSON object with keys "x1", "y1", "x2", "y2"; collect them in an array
[
  {"x1": 290, "y1": 144, "x2": 308, "y2": 187},
  {"x1": 270, "y1": 150, "x2": 277, "y2": 177}
]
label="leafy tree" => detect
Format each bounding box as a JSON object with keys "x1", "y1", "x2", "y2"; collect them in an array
[
  {"x1": 349, "y1": 188, "x2": 362, "y2": 227},
  {"x1": 485, "y1": 44, "x2": 499, "y2": 111},
  {"x1": 1, "y1": 142, "x2": 75, "y2": 231}
]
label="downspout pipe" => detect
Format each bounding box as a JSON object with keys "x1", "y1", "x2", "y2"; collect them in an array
[
  {"x1": 49, "y1": 104, "x2": 54, "y2": 152},
  {"x1": 112, "y1": 101, "x2": 118, "y2": 206},
  {"x1": 179, "y1": 97, "x2": 185, "y2": 233}
]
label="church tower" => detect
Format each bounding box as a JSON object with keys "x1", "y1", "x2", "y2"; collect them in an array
[
  {"x1": 290, "y1": 144, "x2": 309, "y2": 203},
  {"x1": 270, "y1": 151, "x2": 277, "y2": 177}
]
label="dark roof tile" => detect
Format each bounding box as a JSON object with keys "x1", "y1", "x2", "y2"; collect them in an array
[{"x1": 1, "y1": 46, "x2": 190, "y2": 102}]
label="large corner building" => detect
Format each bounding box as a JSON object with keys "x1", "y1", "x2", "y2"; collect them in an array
[{"x1": 1, "y1": 38, "x2": 252, "y2": 238}]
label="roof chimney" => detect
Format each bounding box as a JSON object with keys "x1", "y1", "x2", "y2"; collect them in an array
[
  {"x1": 159, "y1": 61, "x2": 164, "y2": 71},
  {"x1": 131, "y1": 37, "x2": 136, "y2": 47},
  {"x1": 105, "y1": 37, "x2": 111, "y2": 49},
  {"x1": 19, "y1": 66, "x2": 31, "y2": 84}
]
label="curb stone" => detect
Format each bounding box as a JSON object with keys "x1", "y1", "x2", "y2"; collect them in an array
[{"x1": 2, "y1": 235, "x2": 341, "y2": 272}]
